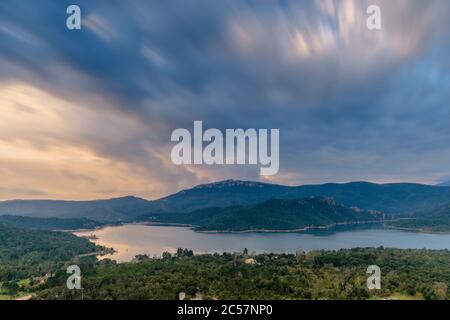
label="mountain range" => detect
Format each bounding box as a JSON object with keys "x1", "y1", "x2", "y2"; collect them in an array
[
  {"x1": 0, "y1": 196, "x2": 150, "y2": 221},
  {"x1": 2, "y1": 180, "x2": 450, "y2": 222}
]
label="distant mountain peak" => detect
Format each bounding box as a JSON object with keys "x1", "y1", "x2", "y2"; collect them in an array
[
  {"x1": 107, "y1": 195, "x2": 146, "y2": 201},
  {"x1": 192, "y1": 179, "x2": 270, "y2": 189}
]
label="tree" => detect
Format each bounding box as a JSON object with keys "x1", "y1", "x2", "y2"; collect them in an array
[{"x1": 2, "y1": 280, "x2": 19, "y2": 295}]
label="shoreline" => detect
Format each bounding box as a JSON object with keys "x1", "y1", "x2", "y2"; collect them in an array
[
  {"x1": 69, "y1": 219, "x2": 450, "y2": 236},
  {"x1": 194, "y1": 220, "x2": 386, "y2": 234},
  {"x1": 69, "y1": 221, "x2": 198, "y2": 234},
  {"x1": 383, "y1": 224, "x2": 450, "y2": 235}
]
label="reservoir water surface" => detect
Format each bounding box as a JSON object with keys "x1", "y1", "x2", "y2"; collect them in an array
[{"x1": 74, "y1": 224, "x2": 450, "y2": 262}]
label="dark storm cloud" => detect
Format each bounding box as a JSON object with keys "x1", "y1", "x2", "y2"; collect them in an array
[{"x1": 1, "y1": 0, "x2": 450, "y2": 196}]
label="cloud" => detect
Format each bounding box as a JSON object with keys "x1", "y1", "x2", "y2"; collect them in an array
[{"x1": 0, "y1": 0, "x2": 450, "y2": 199}]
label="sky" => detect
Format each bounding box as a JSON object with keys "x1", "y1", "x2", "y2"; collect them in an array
[{"x1": 1, "y1": 0, "x2": 450, "y2": 200}]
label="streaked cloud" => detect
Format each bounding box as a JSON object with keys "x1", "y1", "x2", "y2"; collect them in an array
[{"x1": 0, "y1": 0, "x2": 450, "y2": 199}]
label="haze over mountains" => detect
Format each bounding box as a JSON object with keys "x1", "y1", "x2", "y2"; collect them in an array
[
  {"x1": 437, "y1": 180, "x2": 450, "y2": 187},
  {"x1": 0, "y1": 196, "x2": 150, "y2": 221},
  {"x1": 2, "y1": 180, "x2": 450, "y2": 222}
]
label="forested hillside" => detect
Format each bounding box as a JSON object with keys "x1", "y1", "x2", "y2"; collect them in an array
[
  {"x1": 140, "y1": 197, "x2": 385, "y2": 231},
  {"x1": 0, "y1": 215, "x2": 103, "y2": 231},
  {"x1": 0, "y1": 224, "x2": 98, "y2": 282},
  {"x1": 387, "y1": 204, "x2": 450, "y2": 232}
]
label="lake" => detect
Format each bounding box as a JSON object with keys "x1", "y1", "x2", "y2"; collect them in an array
[{"x1": 74, "y1": 224, "x2": 450, "y2": 262}]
